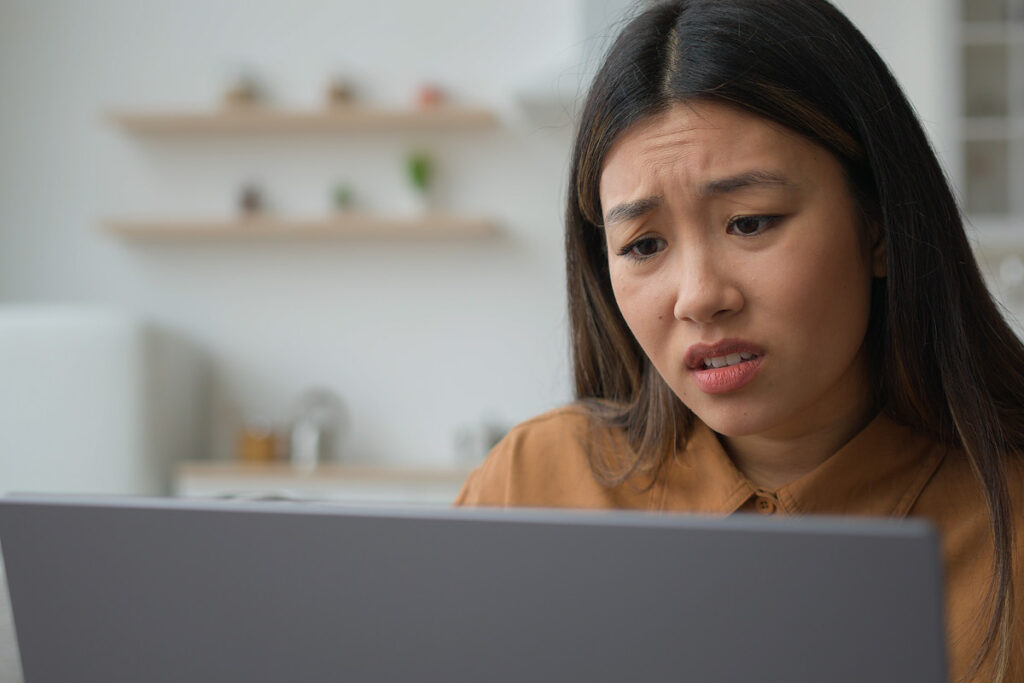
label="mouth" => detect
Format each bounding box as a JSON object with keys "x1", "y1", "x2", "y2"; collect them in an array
[
  {"x1": 684, "y1": 340, "x2": 764, "y2": 371},
  {"x1": 699, "y1": 351, "x2": 759, "y2": 370},
  {"x1": 687, "y1": 343, "x2": 765, "y2": 395}
]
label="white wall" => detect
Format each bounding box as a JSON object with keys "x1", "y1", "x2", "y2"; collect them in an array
[
  {"x1": 0, "y1": 0, "x2": 957, "y2": 469},
  {"x1": 0, "y1": 0, "x2": 591, "y2": 468},
  {"x1": 832, "y1": 0, "x2": 960, "y2": 190}
]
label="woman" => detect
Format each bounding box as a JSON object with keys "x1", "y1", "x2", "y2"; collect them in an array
[{"x1": 456, "y1": 1, "x2": 1024, "y2": 680}]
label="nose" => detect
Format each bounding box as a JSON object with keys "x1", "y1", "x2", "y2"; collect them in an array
[{"x1": 672, "y1": 249, "x2": 744, "y2": 324}]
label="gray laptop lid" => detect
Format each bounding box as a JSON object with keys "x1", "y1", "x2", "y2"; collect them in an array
[{"x1": 0, "y1": 496, "x2": 947, "y2": 683}]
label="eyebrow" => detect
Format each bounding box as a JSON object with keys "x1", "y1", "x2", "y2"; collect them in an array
[
  {"x1": 602, "y1": 170, "x2": 794, "y2": 227},
  {"x1": 603, "y1": 196, "x2": 663, "y2": 227},
  {"x1": 700, "y1": 170, "x2": 793, "y2": 196}
]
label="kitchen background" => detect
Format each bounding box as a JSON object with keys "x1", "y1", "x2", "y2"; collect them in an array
[
  {"x1": 1, "y1": 1, "x2": 1023, "y2": 681},
  {"x1": 1, "y1": 0, "x2": 1022, "y2": 499}
]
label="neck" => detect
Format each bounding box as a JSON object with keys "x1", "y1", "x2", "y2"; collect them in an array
[{"x1": 719, "y1": 400, "x2": 878, "y2": 492}]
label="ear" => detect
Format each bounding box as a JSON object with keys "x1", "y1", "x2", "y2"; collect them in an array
[{"x1": 869, "y1": 222, "x2": 886, "y2": 278}]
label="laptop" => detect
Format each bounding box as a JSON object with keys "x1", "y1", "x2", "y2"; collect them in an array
[{"x1": 0, "y1": 495, "x2": 947, "y2": 682}]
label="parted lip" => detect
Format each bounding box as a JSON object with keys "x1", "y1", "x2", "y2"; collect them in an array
[{"x1": 684, "y1": 339, "x2": 765, "y2": 370}]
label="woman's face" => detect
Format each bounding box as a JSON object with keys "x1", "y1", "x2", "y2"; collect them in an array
[{"x1": 599, "y1": 101, "x2": 884, "y2": 441}]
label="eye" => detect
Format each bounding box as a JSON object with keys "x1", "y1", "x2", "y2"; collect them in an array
[
  {"x1": 617, "y1": 237, "x2": 667, "y2": 262},
  {"x1": 727, "y1": 215, "x2": 779, "y2": 237}
]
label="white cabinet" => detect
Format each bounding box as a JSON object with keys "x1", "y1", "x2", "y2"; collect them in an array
[{"x1": 0, "y1": 307, "x2": 202, "y2": 496}]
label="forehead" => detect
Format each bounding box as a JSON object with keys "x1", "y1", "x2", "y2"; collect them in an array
[{"x1": 598, "y1": 101, "x2": 833, "y2": 205}]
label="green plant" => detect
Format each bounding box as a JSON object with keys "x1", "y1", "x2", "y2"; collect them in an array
[
  {"x1": 406, "y1": 151, "x2": 433, "y2": 193},
  {"x1": 332, "y1": 183, "x2": 354, "y2": 211}
]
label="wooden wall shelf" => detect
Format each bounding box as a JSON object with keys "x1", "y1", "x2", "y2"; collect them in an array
[
  {"x1": 107, "y1": 105, "x2": 498, "y2": 134},
  {"x1": 175, "y1": 461, "x2": 473, "y2": 505},
  {"x1": 103, "y1": 214, "x2": 498, "y2": 242},
  {"x1": 177, "y1": 461, "x2": 472, "y2": 482}
]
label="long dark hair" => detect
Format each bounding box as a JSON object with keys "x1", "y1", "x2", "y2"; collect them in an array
[{"x1": 566, "y1": 1, "x2": 1024, "y2": 678}]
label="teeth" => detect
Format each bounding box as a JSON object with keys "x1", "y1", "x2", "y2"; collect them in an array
[{"x1": 702, "y1": 352, "x2": 757, "y2": 369}]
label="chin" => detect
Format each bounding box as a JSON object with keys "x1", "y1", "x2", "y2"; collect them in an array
[{"x1": 685, "y1": 404, "x2": 780, "y2": 439}]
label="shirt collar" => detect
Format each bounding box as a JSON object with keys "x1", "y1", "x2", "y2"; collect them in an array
[{"x1": 658, "y1": 412, "x2": 947, "y2": 517}]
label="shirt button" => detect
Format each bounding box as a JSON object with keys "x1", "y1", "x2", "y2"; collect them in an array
[{"x1": 755, "y1": 496, "x2": 777, "y2": 514}]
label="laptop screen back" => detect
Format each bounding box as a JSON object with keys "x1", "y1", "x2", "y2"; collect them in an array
[{"x1": 0, "y1": 496, "x2": 947, "y2": 683}]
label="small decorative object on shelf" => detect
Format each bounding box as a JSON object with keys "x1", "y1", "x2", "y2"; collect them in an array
[
  {"x1": 325, "y1": 76, "x2": 355, "y2": 107},
  {"x1": 239, "y1": 183, "x2": 264, "y2": 216},
  {"x1": 238, "y1": 423, "x2": 279, "y2": 463},
  {"x1": 223, "y1": 71, "x2": 263, "y2": 108},
  {"x1": 415, "y1": 83, "x2": 445, "y2": 108},
  {"x1": 407, "y1": 151, "x2": 432, "y2": 191},
  {"x1": 331, "y1": 182, "x2": 355, "y2": 212},
  {"x1": 289, "y1": 387, "x2": 347, "y2": 471},
  {"x1": 405, "y1": 150, "x2": 434, "y2": 213}
]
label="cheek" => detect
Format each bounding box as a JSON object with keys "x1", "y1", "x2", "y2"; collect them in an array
[
  {"x1": 769, "y1": 238, "x2": 873, "y2": 352},
  {"x1": 609, "y1": 265, "x2": 672, "y2": 347}
]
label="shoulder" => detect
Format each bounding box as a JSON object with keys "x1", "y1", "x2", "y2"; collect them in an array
[
  {"x1": 916, "y1": 445, "x2": 1024, "y2": 518},
  {"x1": 912, "y1": 443, "x2": 1024, "y2": 602},
  {"x1": 453, "y1": 404, "x2": 630, "y2": 509},
  {"x1": 912, "y1": 444, "x2": 1024, "y2": 545},
  {"x1": 494, "y1": 403, "x2": 591, "y2": 440},
  {"x1": 914, "y1": 445, "x2": 1024, "y2": 679}
]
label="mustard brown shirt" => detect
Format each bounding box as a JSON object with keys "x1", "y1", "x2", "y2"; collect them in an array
[{"x1": 455, "y1": 406, "x2": 1024, "y2": 682}]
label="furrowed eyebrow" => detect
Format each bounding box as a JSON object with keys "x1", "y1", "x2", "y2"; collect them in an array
[
  {"x1": 603, "y1": 196, "x2": 662, "y2": 227},
  {"x1": 602, "y1": 171, "x2": 792, "y2": 227},
  {"x1": 700, "y1": 170, "x2": 792, "y2": 196}
]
